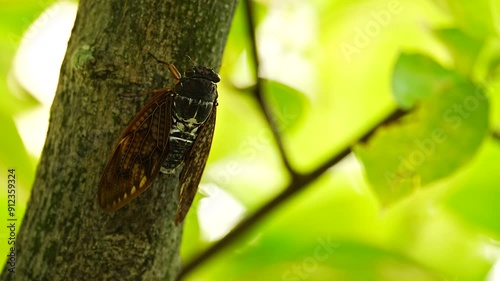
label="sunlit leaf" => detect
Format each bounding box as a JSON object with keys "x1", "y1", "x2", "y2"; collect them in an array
[
  {"x1": 355, "y1": 53, "x2": 489, "y2": 204},
  {"x1": 446, "y1": 140, "x2": 500, "y2": 238},
  {"x1": 391, "y1": 54, "x2": 453, "y2": 109}
]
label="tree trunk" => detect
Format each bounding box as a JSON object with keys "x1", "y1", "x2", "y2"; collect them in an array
[{"x1": 1, "y1": 0, "x2": 237, "y2": 280}]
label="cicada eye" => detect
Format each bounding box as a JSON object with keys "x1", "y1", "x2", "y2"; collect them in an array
[
  {"x1": 186, "y1": 66, "x2": 220, "y2": 83},
  {"x1": 185, "y1": 68, "x2": 195, "y2": 77}
]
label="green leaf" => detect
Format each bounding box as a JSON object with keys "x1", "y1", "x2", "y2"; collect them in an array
[
  {"x1": 392, "y1": 54, "x2": 454, "y2": 109},
  {"x1": 446, "y1": 140, "x2": 500, "y2": 238},
  {"x1": 433, "y1": 28, "x2": 484, "y2": 76},
  {"x1": 262, "y1": 79, "x2": 308, "y2": 132},
  {"x1": 355, "y1": 54, "x2": 489, "y2": 204}
]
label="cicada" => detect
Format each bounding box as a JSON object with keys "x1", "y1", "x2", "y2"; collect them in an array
[{"x1": 98, "y1": 62, "x2": 219, "y2": 224}]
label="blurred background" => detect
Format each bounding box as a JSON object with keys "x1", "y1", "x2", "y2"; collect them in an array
[{"x1": 1, "y1": 0, "x2": 499, "y2": 280}]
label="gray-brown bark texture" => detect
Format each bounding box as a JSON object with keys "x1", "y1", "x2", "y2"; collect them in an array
[{"x1": 1, "y1": 0, "x2": 237, "y2": 280}]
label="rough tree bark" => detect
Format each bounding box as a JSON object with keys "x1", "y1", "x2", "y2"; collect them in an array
[{"x1": 1, "y1": 0, "x2": 237, "y2": 280}]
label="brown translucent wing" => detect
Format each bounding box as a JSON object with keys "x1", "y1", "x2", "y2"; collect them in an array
[
  {"x1": 175, "y1": 105, "x2": 217, "y2": 223},
  {"x1": 98, "y1": 90, "x2": 173, "y2": 212}
]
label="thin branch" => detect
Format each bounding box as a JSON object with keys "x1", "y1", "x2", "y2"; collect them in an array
[
  {"x1": 243, "y1": 0, "x2": 298, "y2": 177},
  {"x1": 492, "y1": 130, "x2": 500, "y2": 141},
  {"x1": 176, "y1": 108, "x2": 406, "y2": 280}
]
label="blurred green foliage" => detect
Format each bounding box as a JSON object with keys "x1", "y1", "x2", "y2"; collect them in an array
[{"x1": 1, "y1": 0, "x2": 499, "y2": 281}]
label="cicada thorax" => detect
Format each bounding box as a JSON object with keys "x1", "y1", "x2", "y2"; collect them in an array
[{"x1": 160, "y1": 66, "x2": 219, "y2": 174}]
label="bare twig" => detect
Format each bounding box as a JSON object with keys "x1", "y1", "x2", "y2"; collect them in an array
[{"x1": 492, "y1": 130, "x2": 500, "y2": 141}]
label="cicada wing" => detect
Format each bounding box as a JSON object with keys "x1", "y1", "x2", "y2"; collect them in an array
[
  {"x1": 176, "y1": 106, "x2": 217, "y2": 223},
  {"x1": 98, "y1": 90, "x2": 173, "y2": 212}
]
